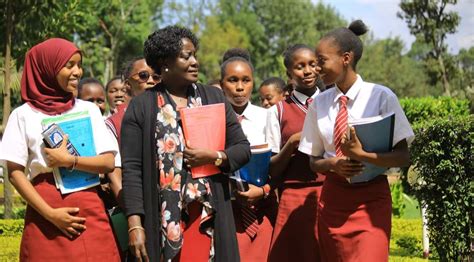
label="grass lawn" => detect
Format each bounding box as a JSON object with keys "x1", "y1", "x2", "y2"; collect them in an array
[{"x1": 402, "y1": 193, "x2": 421, "y2": 220}]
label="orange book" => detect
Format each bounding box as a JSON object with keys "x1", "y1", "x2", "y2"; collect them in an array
[{"x1": 179, "y1": 103, "x2": 226, "y2": 178}]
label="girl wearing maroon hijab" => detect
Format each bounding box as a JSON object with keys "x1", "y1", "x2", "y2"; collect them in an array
[{"x1": 0, "y1": 38, "x2": 120, "y2": 261}]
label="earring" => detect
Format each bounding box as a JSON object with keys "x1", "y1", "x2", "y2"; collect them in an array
[{"x1": 164, "y1": 68, "x2": 169, "y2": 72}]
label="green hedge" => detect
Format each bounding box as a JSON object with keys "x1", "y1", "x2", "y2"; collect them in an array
[
  {"x1": 410, "y1": 115, "x2": 473, "y2": 261},
  {"x1": 390, "y1": 218, "x2": 423, "y2": 258},
  {"x1": 399, "y1": 96, "x2": 471, "y2": 195},
  {"x1": 0, "y1": 219, "x2": 23, "y2": 236},
  {"x1": 0, "y1": 235, "x2": 21, "y2": 261},
  {"x1": 400, "y1": 96, "x2": 470, "y2": 127}
]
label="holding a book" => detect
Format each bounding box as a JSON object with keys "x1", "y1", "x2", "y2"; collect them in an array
[
  {"x1": 0, "y1": 39, "x2": 120, "y2": 261},
  {"x1": 299, "y1": 20, "x2": 415, "y2": 261},
  {"x1": 121, "y1": 26, "x2": 250, "y2": 262},
  {"x1": 220, "y1": 48, "x2": 278, "y2": 262}
]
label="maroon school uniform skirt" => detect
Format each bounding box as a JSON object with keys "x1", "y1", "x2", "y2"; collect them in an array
[
  {"x1": 318, "y1": 173, "x2": 391, "y2": 262},
  {"x1": 172, "y1": 201, "x2": 212, "y2": 262},
  {"x1": 20, "y1": 173, "x2": 120, "y2": 261},
  {"x1": 268, "y1": 182, "x2": 323, "y2": 262},
  {"x1": 233, "y1": 193, "x2": 278, "y2": 262}
]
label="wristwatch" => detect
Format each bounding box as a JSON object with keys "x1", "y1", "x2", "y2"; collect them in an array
[{"x1": 214, "y1": 151, "x2": 223, "y2": 166}]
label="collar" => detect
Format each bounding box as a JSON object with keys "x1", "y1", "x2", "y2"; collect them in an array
[
  {"x1": 293, "y1": 89, "x2": 320, "y2": 105},
  {"x1": 239, "y1": 102, "x2": 259, "y2": 121},
  {"x1": 334, "y1": 74, "x2": 363, "y2": 103}
]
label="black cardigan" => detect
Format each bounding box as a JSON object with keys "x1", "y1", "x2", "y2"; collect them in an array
[{"x1": 121, "y1": 83, "x2": 250, "y2": 262}]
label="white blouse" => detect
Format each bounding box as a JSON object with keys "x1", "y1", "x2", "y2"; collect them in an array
[
  {"x1": 0, "y1": 99, "x2": 119, "y2": 179},
  {"x1": 238, "y1": 102, "x2": 268, "y2": 146},
  {"x1": 299, "y1": 75, "x2": 414, "y2": 159}
]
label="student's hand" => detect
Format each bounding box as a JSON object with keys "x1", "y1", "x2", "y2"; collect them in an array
[
  {"x1": 183, "y1": 143, "x2": 219, "y2": 168},
  {"x1": 331, "y1": 157, "x2": 365, "y2": 178},
  {"x1": 288, "y1": 132, "x2": 301, "y2": 151},
  {"x1": 129, "y1": 229, "x2": 149, "y2": 262},
  {"x1": 43, "y1": 135, "x2": 75, "y2": 168},
  {"x1": 46, "y1": 207, "x2": 86, "y2": 239},
  {"x1": 341, "y1": 127, "x2": 366, "y2": 161},
  {"x1": 236, "y1": 184, "x2": 264, "y2": 204}
]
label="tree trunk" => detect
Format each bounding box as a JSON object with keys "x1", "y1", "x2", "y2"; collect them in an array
[
  {"x1": 108, "y1": 39, "x2": 117, "y2": 82},
  {"x1": 2, "y1": 0, "x2": 14, "y2": 219},
  {"x1": 438, "y1": 55, "x2": 451, "y2": 96}
]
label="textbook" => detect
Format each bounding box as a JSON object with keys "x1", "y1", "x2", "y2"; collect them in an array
[
  {"x1": 180, "y1": 103, "x2": 226, "y2": 178},
  {"x1": 347, "y1": 112, "x2": 395, "y2": 184},
  {"x1": 41, "y1": 111, "x2": 100, "y2": 194},
  {"x1": 238, "y1": 144, "x2": 271, "y2": 187}
]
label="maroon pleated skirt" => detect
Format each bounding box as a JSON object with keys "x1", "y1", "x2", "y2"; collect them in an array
[
  {"x1": 318, "y1": 173, "x2": 391, "y2": 262},
  {"x1": 233, "y1": 194, "x2": 278, "y2": 262},
  {"x1": 268, "y1": 182, "x2": 323, "y2": 262},
  {"x1": 172, "y1": 201, "x2": 211, "y2": 262},
  {"x1": 20, "y1": 173, "x2": 120, "y2": 261}
]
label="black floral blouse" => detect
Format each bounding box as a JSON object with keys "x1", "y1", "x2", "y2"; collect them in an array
[{"x1": 155, "y1": 84, "x2": 215, "y2": 261}]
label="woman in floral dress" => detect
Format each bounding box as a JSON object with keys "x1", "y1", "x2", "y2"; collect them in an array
[{"x1": 121, "y1": 25, "x2": 250, "y2": 262}]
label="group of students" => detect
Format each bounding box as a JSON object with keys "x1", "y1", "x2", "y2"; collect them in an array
[{"x1": 0, "y1": 20, "x2": 414, "y2": 262}]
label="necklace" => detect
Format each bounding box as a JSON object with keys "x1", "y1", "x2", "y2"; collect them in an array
[
  {"x1": 165, "y1": 88, "x2": 187, "y2": 104},
  {"x1": 170, "y1": 94, "x2": 187, "y2": 106}
]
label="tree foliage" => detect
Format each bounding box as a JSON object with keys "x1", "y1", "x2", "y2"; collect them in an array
[
  {"x1": 218, "y1": 0, "x2": 345, "y2": 82},
  {"x1": 398, "y1": 0, "x2": 461, "y2": 96},
  {"x1": 198, "y1": 16, "x2": 250, "y2": 82},
  {"x1": 74, "y1": 0, "x2": 163, "y2": 83},
  {"x1": 358, "y1": 36, "x2": 431, "y2": 97},
  {"x1": 0, "y1": 0, "x2": 86, "y2": 66},
  {"x1": 451, "y1": 47, "x2": 474, "y2": 104}
]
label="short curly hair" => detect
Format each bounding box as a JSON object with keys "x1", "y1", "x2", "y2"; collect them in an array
[{"x1": 144, "y1": 25, "x2": 199, "y2": 74}]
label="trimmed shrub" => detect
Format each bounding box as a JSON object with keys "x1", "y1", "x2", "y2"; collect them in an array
[
  {"x1": 390, "y1": 218, "x2": 424, "y2": 259},
  {"x1": 400, "y1": 96, "x2": 471, "y2": 195},
  {"x1": 0, "y1": 219, "x2": 24, "y2": 236},
  {"x1": 0, "y1": 235, "x2": 21, "y2": 261},
  {"x1": 396, "y1": 235, "x2": 421, "y2": 256},
  {"x1": 410, "y1": 115, "x2": 473, "y2": 261},
  {"x1": 400, "y1": 96, "x2": 470, "y2": 127}
]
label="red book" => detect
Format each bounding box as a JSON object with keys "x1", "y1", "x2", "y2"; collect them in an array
[{"x1": 179, "y1": 103, "x2": 226, "y2": 178}]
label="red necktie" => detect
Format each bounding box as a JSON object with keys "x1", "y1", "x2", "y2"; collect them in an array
[
  {"x1": 334, "y1": 96, "x2": 348, "y2": 157},
  {"x1": 241, "y1": 205, "x2": 259, "y2": 239},
  {"x1": 305, "y1": 97, "x2": 313, "y2": 108},
  {"x1": 237, "y1": 114, "x2": 244, "y2": 123},
  {"x1": 235, "y1": 113, "x2": 258, "y2": 238}
]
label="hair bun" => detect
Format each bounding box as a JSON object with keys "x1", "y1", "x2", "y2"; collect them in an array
[
  {"x1": 348, "y1": 20, "x2": 368, "y2": 36},
  {"x1": 222, "y1": 48, "x2": 251, "y2": 63}
]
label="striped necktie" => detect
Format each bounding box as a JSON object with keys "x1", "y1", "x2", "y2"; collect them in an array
[
  {"x1": 241, "y1": 205, "x2": 259, "y2": 238},
  {"x1": 334, "y1": 96, "x2": 348, "y2": 157},
  {"x1": 237, "y1": 114, "x2": 244, "y2": 123},
  {"x1": 305, "y1": 97, "x2": 313, "y2": 109},
  {"x1": 235, "y1": 113, "x2": 259, "y2": 238}
]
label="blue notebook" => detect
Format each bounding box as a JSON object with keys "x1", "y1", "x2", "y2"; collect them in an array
[
  {"x1": 239, "y1": 146, "x2": 272, "y2": 186},
  {"x1": 348, "y1": 112, "x2": 395, "y2": 184},
  {"x1": 42, "y1": 111, "x2": 99, "y2": 194}
]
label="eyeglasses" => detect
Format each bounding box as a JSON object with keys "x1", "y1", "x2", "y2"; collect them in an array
[{"x1": 130, "y1": 71, "x2": 160, "y2": 83}]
